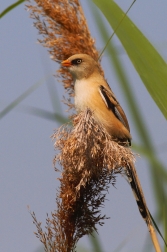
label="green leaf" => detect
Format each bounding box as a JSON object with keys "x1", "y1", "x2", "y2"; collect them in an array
[
  {"x1": 93, "y1": 0, "x2": 167, "y2": 119},
  {"x1": 0, "y1": 0, "x2": 25, "y2": 19},
  {"x1": 20, "y1": 105, "x2": 69, "y2": 124},
  {"x1": 89, "y1": 232, "x2": 103, "y2": 252},
  {"x1": 0, "y1": 76, "x2": 47, "y2": 119}
]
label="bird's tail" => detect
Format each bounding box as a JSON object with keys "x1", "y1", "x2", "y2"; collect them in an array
[
  {"x1": 125, "y1": 161, "x2": 151, "y2": 225},
  {"x1": 126, "y1": 161, "x2": 167, "y2": 247}
]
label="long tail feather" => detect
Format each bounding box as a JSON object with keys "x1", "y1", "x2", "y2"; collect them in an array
[
  {"x1": 126, "y1": 161, "x2": 166, "y2": 247},
  {"x1": 126, "y1": 162, "x2": 151, "y2": 224}
]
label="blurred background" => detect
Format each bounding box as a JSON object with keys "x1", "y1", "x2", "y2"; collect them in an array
[{"x1": 0, "y1": 0, "x2": 167, "y2": 251}]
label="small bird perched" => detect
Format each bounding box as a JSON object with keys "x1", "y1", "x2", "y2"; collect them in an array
[
  {"x1": 61, "y1": 53, "x2": 131, "y2": 146},
  {"x1": 61, "y1": 53, "x2": 151, "y2": 224}
]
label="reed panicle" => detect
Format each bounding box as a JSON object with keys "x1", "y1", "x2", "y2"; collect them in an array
[
  {"x1": 26, "y1": 0, "x2": 103, "y2": 102},
  {"x1": 26, "y1": 1, "x2": 139, "y2": 251},
  {"x1": 31, "y1": 110, "x2": 134, "y2": 252}
]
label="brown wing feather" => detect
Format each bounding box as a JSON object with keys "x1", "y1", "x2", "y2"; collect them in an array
[{"x1": 99, "y1": 85, "x2": 130, "y2": 132}]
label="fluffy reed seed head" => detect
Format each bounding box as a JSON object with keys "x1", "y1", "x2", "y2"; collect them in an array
[
  {"x1": 26, "y1": 0, "x2": 103, "y2": 102},
  {"x1": 52, "y1": 110, "x2": 134, "y2": 251},
  {"x1": 30, "y1": 110, "x2": 134, "y2": 252},
  {"x1": 27, "y1": 1, "x2": 135, "y2": 251}
]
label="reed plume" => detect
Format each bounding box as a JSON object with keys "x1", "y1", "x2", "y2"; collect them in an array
[
  {"x1": 31, "y1": 110, "x2": 134, "y2": 252},
  {"x1": 27, "y1": 0, "x2": 103, "y2": 103},
  {"x1": 27, "y1": 1, "x2": 161, "y2": 251}
]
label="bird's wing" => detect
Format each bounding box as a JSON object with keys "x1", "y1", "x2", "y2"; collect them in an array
[{"x1": 99, "y1": 85, "x2": 130, "y2": 132}]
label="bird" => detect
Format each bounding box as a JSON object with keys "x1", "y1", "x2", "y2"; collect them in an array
[
  {"x1": 61, "y1": 53, "x2": 131, "y2": 146},
  {"x1": 61, "y1": 53, "x2": 152, "y2": 225}
]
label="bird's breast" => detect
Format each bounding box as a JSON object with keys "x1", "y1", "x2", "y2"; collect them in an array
[{"x1": 74, "y1": 79, "x2": 96, "y2": 111}]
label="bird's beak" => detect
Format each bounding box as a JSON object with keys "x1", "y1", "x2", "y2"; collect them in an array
[{"x1": 61, "y1": 59, "x2": 71, "y2": 67}]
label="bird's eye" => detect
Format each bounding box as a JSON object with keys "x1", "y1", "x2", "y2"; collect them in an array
[
  {"x1": 76, "y1": 59, "x2": 82, "y2": 64},
  {"x1": 71, "y1": 59, "x2": 82, "y2": 65}
]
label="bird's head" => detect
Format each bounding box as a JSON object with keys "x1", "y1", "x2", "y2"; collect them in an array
[{"x1": 61, "y1": 54, "x2": 99, "y2": 80}]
